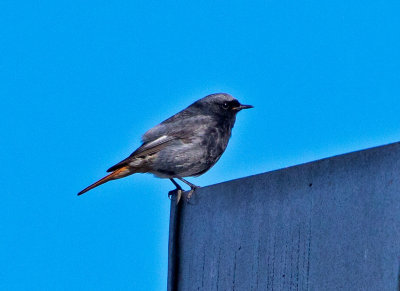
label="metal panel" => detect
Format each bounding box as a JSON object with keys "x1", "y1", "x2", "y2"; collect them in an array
[{"x1": 168, "y1": 142, "x2": 400, "y2": 291}]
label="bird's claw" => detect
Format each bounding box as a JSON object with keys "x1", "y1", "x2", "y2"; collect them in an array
[
  {"x1": 186, "y1": 186, "x2": 200, "y2": 202},
  {"x1": 169, "y1": 185, "x2": 199, "y2": 204},
  {"x1": 176, "y1": 189, "x2": 182, "y2": 204},
  {"x1": 168, "y1": 189, "x2": 182, "y2": 204}
]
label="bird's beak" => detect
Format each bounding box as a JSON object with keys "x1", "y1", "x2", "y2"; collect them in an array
[{"x1": 233, "y1": 104, "x2": 254, "y2": 111}]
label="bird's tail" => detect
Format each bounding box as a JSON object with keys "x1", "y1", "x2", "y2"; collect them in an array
[{"x1": 77, "y1": 166, "x2": 132, "y2": 196}]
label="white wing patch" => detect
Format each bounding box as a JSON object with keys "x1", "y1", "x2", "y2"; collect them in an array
[{"x1": 133, "y1": 135, "x2": 176, "y2": 157}]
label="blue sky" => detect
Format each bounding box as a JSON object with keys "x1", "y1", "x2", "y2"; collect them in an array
[{"x1": 1, "y1": 0, "x2": 399, "y2": 290}]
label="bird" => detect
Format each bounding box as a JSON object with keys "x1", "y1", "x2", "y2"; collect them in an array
[{"x1": 77, "y1": 93, "x2": 253, "y2": 202}]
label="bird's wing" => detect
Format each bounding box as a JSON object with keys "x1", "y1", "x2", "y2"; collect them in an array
[
  {"x1": 131, "y1": 135, "x2": 177, "y2": 157},
  {"x1": 106, "y1": 135, "x2": 177, "y2": 172},
  {"x1": 107, "y1": 114, "x2": 211, "y2": 173}
]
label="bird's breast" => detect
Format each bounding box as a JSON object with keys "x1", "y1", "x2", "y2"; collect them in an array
[{"x1": 200, "y1": 120, "x2": 232, "y2": 160}]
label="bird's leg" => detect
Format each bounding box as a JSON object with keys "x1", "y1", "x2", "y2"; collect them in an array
[
  {"x1": 177, "y1": 177, "x2": 200, "y2": 201},
  {"x1": 168, "y1": 178, "x2": 183, "y2": 204}
]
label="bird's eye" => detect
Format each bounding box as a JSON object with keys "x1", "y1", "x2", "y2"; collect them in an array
[{"x1": 222, "y1": 102, "x2": 229, "y2": 110}]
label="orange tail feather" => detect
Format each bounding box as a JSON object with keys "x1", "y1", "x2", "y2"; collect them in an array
[{"x1": 77, "y1": 166, "x2": 131, "y2": 196}]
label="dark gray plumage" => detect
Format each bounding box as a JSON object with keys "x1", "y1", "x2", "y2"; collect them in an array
[{"x1": 78, "y1": 93, "x2": 253, "y2": 200}]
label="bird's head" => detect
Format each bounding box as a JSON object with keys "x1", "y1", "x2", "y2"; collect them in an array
[{"x1": 192, "y1": 93, "x2": 253, "y2": 118}]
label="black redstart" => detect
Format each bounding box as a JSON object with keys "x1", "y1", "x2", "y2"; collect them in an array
[{"x1": 78, "y1": 93, "x2": 253, "y2": 201}]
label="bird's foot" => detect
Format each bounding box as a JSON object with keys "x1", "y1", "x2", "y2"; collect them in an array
[
  {"x1": 186, "y1": 186, "x2": 200, "y2": 202},
  {"x1": 168, "y1": 188, "x2": 183, "y2": 204},
  {"x1": 175, "y1": 177, "x2": 200, "y2": 202}
]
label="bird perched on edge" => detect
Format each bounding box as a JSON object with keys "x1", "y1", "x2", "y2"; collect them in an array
[{"x1": 77, "y1": 93, "x2": 253, "y2": 202}]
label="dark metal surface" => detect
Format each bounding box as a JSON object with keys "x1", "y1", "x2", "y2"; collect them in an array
[{"x1": 168, "y1": 142, "x2": 400, "y2": 291}]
